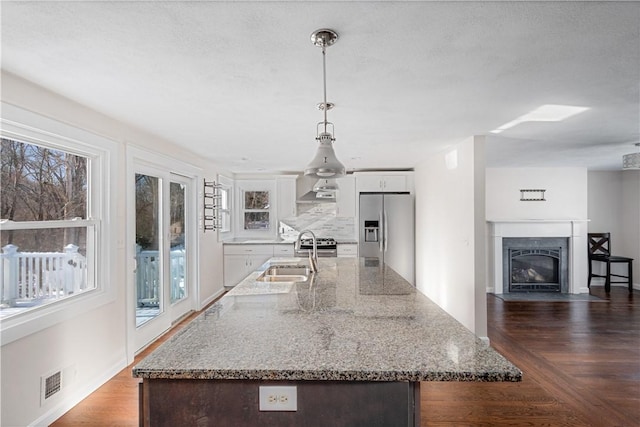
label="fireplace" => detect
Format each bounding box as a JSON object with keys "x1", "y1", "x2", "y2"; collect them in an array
[
  {"x1": 488, "y1": 220, "x2": 589, "y2": 295},
  {"x1": 502, "y1": 237, "x2": 569, "y2": 293}
]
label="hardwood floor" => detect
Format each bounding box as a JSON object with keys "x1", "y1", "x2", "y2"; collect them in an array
[
  {"x1": 52, "y1": 286, "x2": 639, "y2": 427},
  {"x1": 51, "y1": 308, "x2": 208, "y2": 427},
  {"x1": 423, "y1": 286, "x2": 640, "y2": 427}
]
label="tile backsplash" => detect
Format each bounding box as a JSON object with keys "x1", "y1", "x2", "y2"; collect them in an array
[{"x1": 280, "y1": 203, "x2": 355, "y2": 241}]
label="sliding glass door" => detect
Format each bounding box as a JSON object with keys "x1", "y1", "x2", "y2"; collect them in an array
[
  {"x1": 132, "y1": 162, "x2": 195, "y2": 352},
  {"x1": 135, "y1": 172, "x2": 163, "y2": 328},
  {"x1": 169, "y1": 178, "x2": 188, "y2": 305}
]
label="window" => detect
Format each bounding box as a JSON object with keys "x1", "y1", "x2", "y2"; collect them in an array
[
  {"x1": 235, "y1": 180, "x2": 275, "y2": 237},
  {"x1": 216, "y1": 175, "x2": 234, "y2": 240},
  {"x1": 169, "y1": 181, "x2": 187, "y2": 303},
  {"x1": 219, "y1": 185, "x2": 231, "y2": 233},
  {"x1": 0, "y1": 137, "x2": 97, "y2": 319},
  {"x1": 243, "y1": 191, "x2": 270, "y2": 230},
  {"x1": 0, "y1": 103, "x2": 115, "y2": 344}
]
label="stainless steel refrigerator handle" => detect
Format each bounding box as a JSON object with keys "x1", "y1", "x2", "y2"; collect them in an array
[
  {"x1": 379, "y1": 211, "x2": 384, "y2": 252},
  {"x1": 383, "y1": 210, "x2": 388, "y2": 252}
]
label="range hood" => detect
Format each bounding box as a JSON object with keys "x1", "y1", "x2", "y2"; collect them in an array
[
  {"x1": 297, "y1": 190, "x2": 336, "y2": 203},
  {"x1": 296, "y1": 176, "x2": 336, "y2": 203}
]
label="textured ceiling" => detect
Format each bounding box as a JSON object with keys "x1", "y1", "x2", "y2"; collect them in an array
[{"x1": 1, "y1": 1, "x2": 639, "y2": 172}]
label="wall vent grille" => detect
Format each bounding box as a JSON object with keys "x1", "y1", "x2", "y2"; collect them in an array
[{"x1": 44, "y1": 371, "x2": 61, "y2": 400}]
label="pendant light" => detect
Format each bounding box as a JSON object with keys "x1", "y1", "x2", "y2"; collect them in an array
[
  {"x1": 304, "y1": 29, "x2": 346, "y2": 178},
  {"x1": 312, "y1": 178, "x2": 339, "y2": 199},
  {"x1": 313, "y1": 178, "x2": 339, "y2": 192},
  {"x1": 622, "y1": 143, "x2": 640, "y2": 170}
]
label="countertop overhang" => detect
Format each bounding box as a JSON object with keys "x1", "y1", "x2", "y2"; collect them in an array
[
  {"x1": 133, "y1": 258, "x2": 521, "y2": 382},
  {"x1": 222, "y1": 238, "x2": 295, "y2": 245},
  {"x1": 222, "y1": 238, "x2": 358, "y2": 245}
]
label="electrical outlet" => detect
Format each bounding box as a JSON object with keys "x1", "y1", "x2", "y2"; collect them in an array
[{"x1": 259, "y1": 386, "x2": 297, "y2": 411}]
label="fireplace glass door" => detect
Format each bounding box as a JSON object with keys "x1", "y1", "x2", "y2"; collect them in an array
[{"x1": 510, "y1": 249, "x2": 561, "y2": 292}]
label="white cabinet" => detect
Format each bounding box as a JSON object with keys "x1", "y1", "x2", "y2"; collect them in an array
[
  {"x1": 223, "y1": 244, "x2": 295, "y2": 286},
  {"x1": 354, "y1": 172, "x2": 412, "y2": 193},
  {"x1": 379, "y1": 175, "x2": 407, "y2": 192},
  {"x1": 355, "y1": 174, "x2": 382, "y2": 192},
  {"x1": 337, "y1": 243, "x2": 358, "y2": 258},
  {"x1": 273, "y1": 244, "x2": 294, "y2": 257},
  {"x1": 223, "y1": 245, "x2": 274, "y2": 287},
  {"x1": 223, "y1": 255, "x2": 255, "y2": 288},
  {"x1": 276, "y1": 175, "x2": 297, "y2": 220},
  {"x1": 336, "y1": 175, "x2": 356, "y2": 218}
]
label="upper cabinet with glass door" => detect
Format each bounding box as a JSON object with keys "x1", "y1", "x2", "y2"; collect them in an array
[{"x1": 235, "y1": 180, "x2": 277, "y2": 238}]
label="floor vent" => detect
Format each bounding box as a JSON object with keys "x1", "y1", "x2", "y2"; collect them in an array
[{"x1": 43, "y1": 371, "x2": 62, "y2": 401}]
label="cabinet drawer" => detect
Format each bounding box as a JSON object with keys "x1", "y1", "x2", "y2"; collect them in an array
[
  {"x1": 224, "y1": 245, "x2": 274, "y2": 255},
  {"x1": 337, "y1": 244, "x2": 358, "y2": 257},
  {"x1": 273, "y1": 245, "x2": 294, "y2": 256}
]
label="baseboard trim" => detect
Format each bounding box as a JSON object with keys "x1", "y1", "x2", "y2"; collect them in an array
[
  {"x1": 199, "y1": 287, "x2": 226, "y2": 310},
  {"x1": 589, "y1": 282, "x2": 639, "y2": 291}
]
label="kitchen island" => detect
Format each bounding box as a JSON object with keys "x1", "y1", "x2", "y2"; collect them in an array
[{"x1": 133, "y1": 257, "x2": 521, "y2": 426}]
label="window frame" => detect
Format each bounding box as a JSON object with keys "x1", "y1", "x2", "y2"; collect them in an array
[
  {"x1": 217, "y1": 175, "x2": 234, "y2": 240},
  {"x1": 0, "y1": 103, "x2": 117, "y2": 345},
  {"x1": 242, "y1": 190, "x2": 271, "y2": 230},
  {"x1": 235, "y1": 180, "x2": 276, "y2": 238},
  {"x1": 219, "y1": 186, "x2": 232, "y2": 233}
]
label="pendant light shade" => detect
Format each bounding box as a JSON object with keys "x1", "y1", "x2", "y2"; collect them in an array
[
  {"x1": 313, "y1": 178, "x2": 339, "y2": 192},
  {"x1": 623, "y1": 143, "x2": 640, "y2": 170},
  {"x1": 313, "y1": 177, "x2": 339, "y2": 199},
  {"x1": 305, "y1": 133, "x2": 346, "y2": 178},
  {"x1": 304, "y1": 29, "x2": 346, "y2": 178}
]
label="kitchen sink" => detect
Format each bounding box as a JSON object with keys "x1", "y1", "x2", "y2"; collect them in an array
[{"x1": 256, "y1": 265, "x2": 310, "y2": 283}]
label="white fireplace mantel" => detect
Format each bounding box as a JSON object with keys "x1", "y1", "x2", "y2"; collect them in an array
[{"x1": 487, "y1": 219, "x2": 590, "y2": 294}]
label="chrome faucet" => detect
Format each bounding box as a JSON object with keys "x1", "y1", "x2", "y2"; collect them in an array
[{"x1": 295, "y1": 229, "x2": 319, "y2": 272}]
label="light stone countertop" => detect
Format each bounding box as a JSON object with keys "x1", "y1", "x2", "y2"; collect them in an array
[
  {"x1": 133, "y1": 258, "x2": 522, "y2": 382},
  {"x1": 222, "y1": 238, "x2": 295, "y2": 245},
  {"x1": 222, "y1": 238, "x2": 358, "y2": 245}
]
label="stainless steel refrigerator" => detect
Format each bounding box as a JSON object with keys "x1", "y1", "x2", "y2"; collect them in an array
[{"x1": 359, "y1": 193, "x2": 415, "y2": 285}]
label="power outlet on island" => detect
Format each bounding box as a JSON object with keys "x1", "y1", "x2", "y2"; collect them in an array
[{"x1": 259, "y1": 386, "x2": 297, "y2": 411}]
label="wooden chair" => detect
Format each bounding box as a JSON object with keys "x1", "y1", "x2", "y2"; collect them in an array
[{"x1": 588, "y1": 233, "x2": 634, "y2": 293}]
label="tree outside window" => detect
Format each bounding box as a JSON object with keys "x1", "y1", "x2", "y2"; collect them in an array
[
  {"x1": 0, "y1": 137, "x2": 94, "y2": 316},
  {"x1": 243, "y1": 190, "x2": 270, "y2": 230}
]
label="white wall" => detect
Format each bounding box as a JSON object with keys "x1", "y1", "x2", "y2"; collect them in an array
[
  {"x1": 486, "y1": 167, "x2": 588, "y2": 220},
  {"x1": 588, "y1": 171, "x2": 624, "y2": 238},
  {"x1": 1, "y1": 71, "x2": 228, "y2": 426},
  {"x1": 622, "y1": 171, "x2": 640, "y2": 285},
  {"x1": 415, "y1": 136, "x2": 487, "y2": 338},
  {"x1": 588, "y1": 170, "x2": 640, "y2": 287}
]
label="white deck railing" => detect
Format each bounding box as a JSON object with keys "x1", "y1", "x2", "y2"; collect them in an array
[
  {"x1": 0, "y1": 244, "x2": 185, "y2": 308},
  {"x1": 136, "y1": 246, "x2": 185, "y2": 307},
  {"x1": 1, "y1": 244, "x2": 87, "y2": 303},
  {"x1": 169, "y1": 249, "x2": 186, "y2": 302}
]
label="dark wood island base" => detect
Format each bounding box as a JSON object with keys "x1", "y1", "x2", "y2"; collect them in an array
[
  {"x1": 134, "y1": 259, "x2": 521, "y2": 426},
  {"x1": 139, "y1": 379, "x2": 420, "y2": 427}
]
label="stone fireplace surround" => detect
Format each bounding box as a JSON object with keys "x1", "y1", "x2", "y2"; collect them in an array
[
  {"x1": 503, "y1": 237, "x2": 569, "y2": 293},
  {"x1": 487, "y1": 220, "x2": 590, "y2": 294}
]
